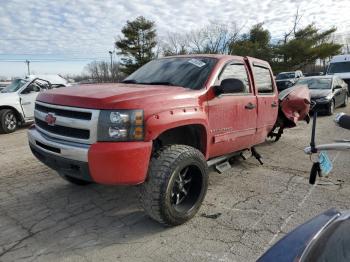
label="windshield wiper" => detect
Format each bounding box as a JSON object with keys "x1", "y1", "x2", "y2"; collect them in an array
[
  {"x1": 121, "y1": 79, "x2": 138, "y2": 84},
  {"x1": 139, "y1": 81, "x2": 177, "y2": 86}
]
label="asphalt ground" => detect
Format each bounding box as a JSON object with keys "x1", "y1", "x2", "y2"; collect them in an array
[{"x1": 1, "y1": 105, "x2": 350, "y2": 262}]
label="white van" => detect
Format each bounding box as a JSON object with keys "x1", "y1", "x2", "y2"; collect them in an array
[{"x1": 326, "y1": 55, "x2": 350, "y2": 93}]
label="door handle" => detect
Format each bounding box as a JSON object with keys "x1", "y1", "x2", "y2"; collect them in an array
[
  {"x1": 22, "y1": 102, "x2": 31, "y2": 105},
  {"x1": 245, "y1": 103, "x2": 256, "y2": 110},
  {"x1": 271, "y1": 101, "x2": 278, "y2": 107}
]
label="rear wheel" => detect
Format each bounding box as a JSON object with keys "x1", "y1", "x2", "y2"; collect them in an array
[
  {"x1": 139, "y1": 145, "x2": 208, "y2": 226},
  {"x1": 0, "y1": 109, "x2": 18, "y2": 134},
  {"x1": 327, "y1": 100, "x2": 335, "y2": 115}
]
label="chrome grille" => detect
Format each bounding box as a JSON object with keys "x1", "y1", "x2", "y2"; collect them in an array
[{"x1": 34, "y1": 101, "x2": 100, "y2": 144}]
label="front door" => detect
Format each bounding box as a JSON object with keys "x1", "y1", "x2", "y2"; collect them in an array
[
  {"x1": 207, "y1": 61, "x2": 257, "y2": 158},
  {"x1": 20, "y1": 79, "x2": 50, "y2": 119}
]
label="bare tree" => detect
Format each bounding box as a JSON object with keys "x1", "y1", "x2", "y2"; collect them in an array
[
  {"x1": 201, "y1": 22, "x2": 240, "y2": 54},
  {"x1": 85, "y1": 61, "x2": 121, "y2": 83},
  {"x1": 282, "y1": 7, "x2": 302, "y2": 45},
  {"x1": 161, "y1": 21, "x2": 241, "y2": 56},
  {"x1": 162, "y1": 32, "x2": 189, "y2": 56}
]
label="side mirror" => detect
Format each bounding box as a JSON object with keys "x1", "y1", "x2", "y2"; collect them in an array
[
  {"x1": 215, "y1": 78, "x2": 245, "y2": 95},
  {"x1": 334, "y1": 85, "x2": 342, "y2": 90}
]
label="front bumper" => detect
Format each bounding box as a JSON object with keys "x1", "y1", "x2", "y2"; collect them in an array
[
  {"x1": 28, "y1": 126, "x2": 152, "y2": 185},
  {"x1": 311, "y1": 100, "x2": 331, "y2": 113}
]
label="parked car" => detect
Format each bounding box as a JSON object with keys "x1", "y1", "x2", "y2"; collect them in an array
[
  {"x1": 275, "y1": 70, "x2": 303, "y2": 91},
  {"x1": 326, "y1": 54, "x2": 350, "y2": 94},
  {"x1": 0, "y1": 75, "x2": 68, "y2": 133},
  {"x1": 27, "y1": 55, "x2": 310, "y2": 226},
  {"x1": 258, "y1": 208, "x2": 350, "y2": 262},
  {"x1": 295, "y1": 75, "x2": 348, "y2": 115}
]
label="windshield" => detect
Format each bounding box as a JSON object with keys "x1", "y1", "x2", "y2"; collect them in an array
[
  {"x1": 276, "y1": 72, "x2": 295, "y2": 80},
  {"x1": 296, "y1": 78, "x2": 332, "y2": 89},
  {"x1": 328, "y1": 62, "x2": 350, "y2": 74},
  {"x1": 123, "y1": 57, "x2": 217, "y2": 90},
  {"x1": 1, "y1": 79, "x2": 28, "y2": 93}
]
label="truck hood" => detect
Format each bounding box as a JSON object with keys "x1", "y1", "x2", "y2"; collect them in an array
[
  {"x1": 0, "y1": 92, "x2": 18, "y2": 105},
  {"x1": 37, "y1": 83, "x2": 200, "y2": 110},
  {"x1": 309, "y1": 89, "x2": 331, "y2": 99}
]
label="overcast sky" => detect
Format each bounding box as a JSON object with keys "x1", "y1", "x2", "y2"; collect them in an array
[{"x1": 0, "y1": 0, "x2": 349, "y2": 78}]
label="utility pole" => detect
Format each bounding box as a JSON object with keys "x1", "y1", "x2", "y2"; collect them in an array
[
  {"x1": 25, "y1": 60, "x2": 30, "y2": 75},
  {"x1": 109, "y1": 51, "x2": 113, "y2": 82}
]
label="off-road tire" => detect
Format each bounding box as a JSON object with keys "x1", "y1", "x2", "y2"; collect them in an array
[
  {"x1": 60, "y1": 174, "x2": 92, "y2": 186},
  {"x1": 327, "y1": 100, "x2": 335, "y2": 116},
  {"x1": 0, "y1": 109, "x2": 18, "y2": 134},
  {"x1": 341, "y1": 95, "x2": 348, "y2": 107},
  {"x1": 139, "y1": 145, "x2": 208, "y2": 226}
]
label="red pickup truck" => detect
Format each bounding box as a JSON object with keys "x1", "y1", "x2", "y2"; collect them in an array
[{"x1": 28, "y1": 55, "x2": 309, "y2": 226}]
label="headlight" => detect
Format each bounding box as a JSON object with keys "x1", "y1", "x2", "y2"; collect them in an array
[
  {"x1": 98, "y1": 110, "x2": 144, "y2": 141},
  {"x1": 316, "y1": 95, "x2": 332, "y2": 103}
]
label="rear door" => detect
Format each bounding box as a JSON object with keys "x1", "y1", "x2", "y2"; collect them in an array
[
  {"x1": 207, "y1": 60, "x2": 258, "y2": 158},
  {"x1": 249, "y1": 61, "x2": 278, "y2": 143}
]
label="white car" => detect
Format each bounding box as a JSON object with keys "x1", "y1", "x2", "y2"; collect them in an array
[
  {"x1": 0, "y1": 75, "x2": 68, "y2": 133},
  {"x1": 275, "y1": 70, "x2": 303, "y2": 91}
]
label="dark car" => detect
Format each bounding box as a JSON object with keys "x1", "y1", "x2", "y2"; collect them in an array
[
  {"x1": 258, "y1": 209, "x2": 350, "y2": 262},
  {"x1": 296, "y1": 76, "x2": 348, "y2": 115}
]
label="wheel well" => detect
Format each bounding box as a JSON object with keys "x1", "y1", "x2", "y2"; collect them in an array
[
  {"x1": 154, "y1": 125, "x2": 207, "y2": 156},
  {"x1": 0, "y1": 106, "x2": 23, "y2": 123}
]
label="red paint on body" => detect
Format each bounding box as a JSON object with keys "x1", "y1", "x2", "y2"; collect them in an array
[{"x1": 36, "y1": 54, "x2": 309, "y2": 185}]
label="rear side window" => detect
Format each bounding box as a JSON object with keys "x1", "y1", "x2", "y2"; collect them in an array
[
  {"x1": 253, "y1": 66, "x2": 274, "y2": 94},
  {"x1": 219, "y1": 63, "x2": 250, "y2": 93}
]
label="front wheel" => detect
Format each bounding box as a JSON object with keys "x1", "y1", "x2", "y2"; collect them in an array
[
  {"x1": 327, "y1": 100, "x2": 335, "y2": 116},
  {"x1": 0, "y1": 109, "x2": 18, "y2": 134},
  {"x1": 341, "y1": 95, "x2": 348, "y2": 107},
  {"x1": 139, "y1": 145, "x2": 208, "y2": 226}
]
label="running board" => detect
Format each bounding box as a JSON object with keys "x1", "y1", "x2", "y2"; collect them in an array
[
  {"x1": 207, "y1": 151, "x2": 242, "y2": 167},
  {"x1": 206, "y1": 147, "x2": 263, "y2": 172},
  {"x1": 215, "y1": 161, "x2": 232, "y2": 173}
]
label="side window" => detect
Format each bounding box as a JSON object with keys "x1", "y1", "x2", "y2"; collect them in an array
[
  {"x1": 253, "y1": 66, "x2": 274, "y2": 94},
  {"x1": 219, "y1": 63, "x2": 250, "y2": 93},
  {"x1": 22, "y1": 83, "x2": 40, "y2": 94}
]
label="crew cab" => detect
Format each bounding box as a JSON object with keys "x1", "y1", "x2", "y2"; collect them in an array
[
  {"x1": 27, "y1": 55, "x2": 309, "y2": 226},
  {"x1": 0, "y1": 75, "x2": 68, "y2": 133}
]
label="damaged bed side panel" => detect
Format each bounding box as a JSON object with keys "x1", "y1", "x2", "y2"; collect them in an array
[{"x1": 269, "y1": 85, "x2": 311, "y2": 141}]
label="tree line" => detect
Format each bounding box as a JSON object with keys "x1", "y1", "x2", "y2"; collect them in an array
[{"x1": 83, "y1": 13, "x2": 343, "y2": 82}]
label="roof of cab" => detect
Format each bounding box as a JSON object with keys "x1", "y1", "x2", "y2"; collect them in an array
[{"x1": 160, "y1": 54, "x2": 270, "y2": 66}]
